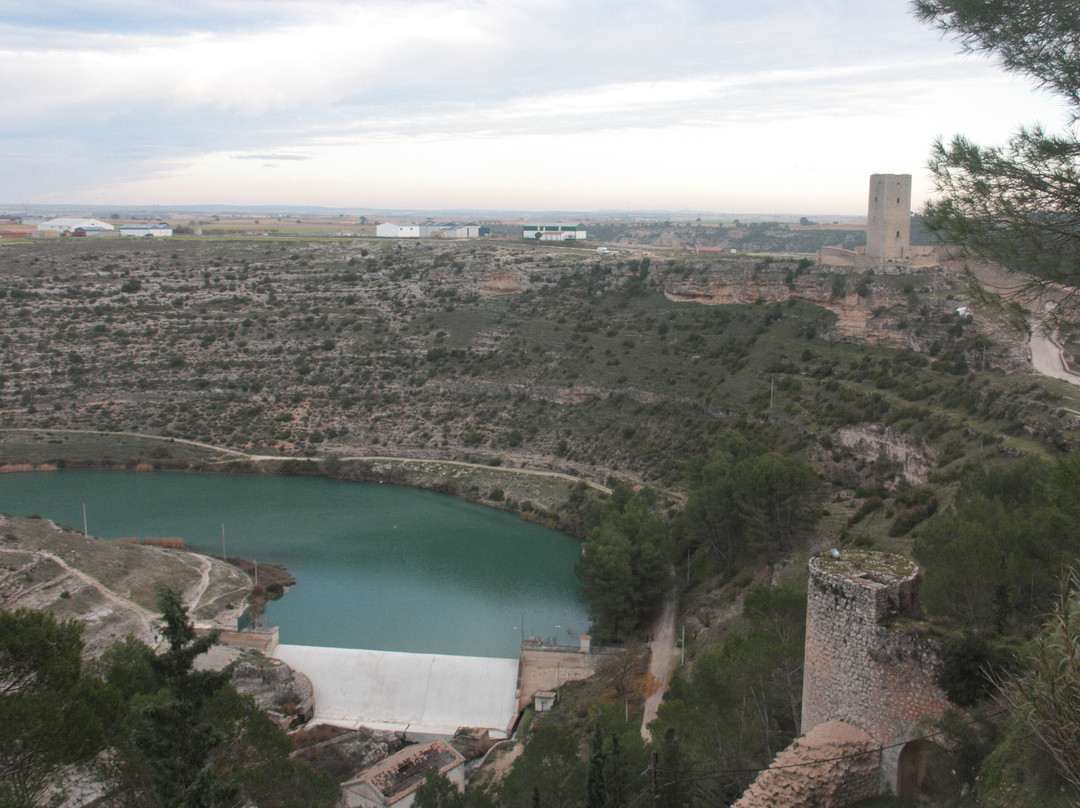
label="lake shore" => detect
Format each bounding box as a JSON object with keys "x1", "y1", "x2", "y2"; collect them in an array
[{"x1": 0, "y1": 427, "x2": 610, "y2": 539}]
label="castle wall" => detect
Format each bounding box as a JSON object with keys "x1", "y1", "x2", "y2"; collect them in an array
[{"x1": 867, "y1": 174, "x2": 912, "y2": 262}]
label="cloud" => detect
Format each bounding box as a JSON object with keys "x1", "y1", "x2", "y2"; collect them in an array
[
  {"x1": 232, "y1": 153, "x2": 312, "y2": 161},
  {"x1": 0, "y1": 1, "x2": 498, "y2": 125},
  {"x1": 0, "y1": 0, "x2": 1070, "y2": 209}
]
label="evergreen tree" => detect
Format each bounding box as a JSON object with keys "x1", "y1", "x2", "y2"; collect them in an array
[
  {"x1": 0, "y1": 609, "x2": 117, "y2": 807},
  {"x1": 912, "y1": 1, "x2": 1080, "y2": 306},
  {"x1": 576, "y1": 485, "x2": 670, "y2": 641},
  {"x1": 414, "y1": 770, "x2": 464, "y2": 808},
  {"x1": 585, "y1": 721, "x2": 607, "y2": 808},
  {"x1": 499, "y1": 725, "x2": 584, "y2": 808},
  {"x1": 605, "y1": 733, "x2": 627, "y2": 808},
  {"x1": 103, "y1": 587, "x2": 338, "y2": 808},
  {"x1": 1003, "y1": 570, "x2": 1080, "y2": 794}
]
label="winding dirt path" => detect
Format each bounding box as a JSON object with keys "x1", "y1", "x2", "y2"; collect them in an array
[
  {"x1": 641, "y1": 596, "x2": 677, "y2": 742},
  {"x1": 177, "y1": 553, "x2": 213, "y2": 613},
  {"x1": 0, "y1": 544, "x2": 158, "y2": 626}
]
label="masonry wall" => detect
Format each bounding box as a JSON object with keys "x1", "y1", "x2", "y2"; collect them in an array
[
  {"x1": 517, "y1": 645, "x2": 609, "y2": 711},
  {"x1": 732, "y1": 720, "x2": 881, "y2": 808},
  {"x1": 801, "y1": 554, "x2": 953, "y2": 793}
]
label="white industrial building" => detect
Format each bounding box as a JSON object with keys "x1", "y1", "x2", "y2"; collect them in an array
[
  {"x1": 376, "y1": 221, "x2": 481, "y2": 239},
  {"x1": 522, "y1": 223, "x2": 587, "y2": 241},
  {"x1": 377, "y1": 222, "x2": 423, "y2": 238},
  {"x1": 37, "y1": 218, "x2": 115, "y2": 234},
  {"x1": 120, "y1": 224, "x2": 173, "y2": 238}
]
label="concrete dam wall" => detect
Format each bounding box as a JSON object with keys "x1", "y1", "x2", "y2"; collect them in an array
[{"x1": 273, "y1": 645, "x2": 520, "y2": 739}]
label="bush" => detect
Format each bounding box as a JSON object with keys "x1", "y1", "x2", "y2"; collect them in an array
[{"x1": 936, "y1": 634, "x2": 999, "y2": 706}]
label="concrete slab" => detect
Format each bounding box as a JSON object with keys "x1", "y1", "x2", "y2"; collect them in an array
[{"x1": 273, "y1": 645, "x2": 520, "y2": 738}]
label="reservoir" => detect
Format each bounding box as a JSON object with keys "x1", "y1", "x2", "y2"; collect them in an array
[{"x1": 0, "y1": 470, "x2": 589, "y2": 658}]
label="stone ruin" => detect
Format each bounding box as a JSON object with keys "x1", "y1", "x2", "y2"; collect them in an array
[{"x1": 735, "y1": 550, "x2": 953, "y2": 807}]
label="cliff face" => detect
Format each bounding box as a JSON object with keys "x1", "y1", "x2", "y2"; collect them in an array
[{"x1": 663, "y1": 261, "x2": 1030, "y2": 373}]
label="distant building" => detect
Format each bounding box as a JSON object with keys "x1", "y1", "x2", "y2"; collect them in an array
[
  {"x1": 120, "y1": 224, "x2": 173, "y2": 238},
  {"x1": 818, "y1": 174, "x2": 922, "y2": 268},
  {"x1": 341, "y1": 740, "x2": 465, "y2": 808},
  {"x1": 522, "y1": 223, "x2": 587, "y2": 241},
  {"x1": 866, "y1": 174, "x2": 911, "y2": 262},
  {"x1": 377, "y1": 222, "x2": 422, "y2": 238},
  {"x1": 438, "y1": 223, "x2": 480, "y2": 238},
  {"x1": 37, "y1": 218, "x2": 115, "y2": 234},
  {"x1": 376, "y1": 222, "x2": 481, "y2": 238}
]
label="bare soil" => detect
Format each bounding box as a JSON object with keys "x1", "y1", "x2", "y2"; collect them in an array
[{"x1": 0, "y1": 512, "x2": 250, "y2": 655}]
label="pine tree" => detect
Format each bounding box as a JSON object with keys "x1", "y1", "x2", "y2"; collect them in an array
[
  {"x1": 0, "y1": 609, "x2": 116, "y2": 807},
  {"x1": 585, "y1": 721, "x2": 607, "y2": 808},
  {"x1": 913, "y1": 1, "x2": 1080, "y2": 308}
]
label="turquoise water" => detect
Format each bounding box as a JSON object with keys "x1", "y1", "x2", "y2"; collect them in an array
[{"x1": 0, "y1": 470, "x2": 588, "y2": 658}]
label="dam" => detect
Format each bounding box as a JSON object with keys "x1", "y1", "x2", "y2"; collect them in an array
[
  {"x1": 272, "y1": 635, "x2": 613, "y2": 739},
  {"x1": 274, "y1": 645, "x2": 521, "y2": 738}
]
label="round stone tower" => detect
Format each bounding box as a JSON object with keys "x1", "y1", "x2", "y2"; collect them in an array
[
  {"x1": 802, "y1": 550, "x2": 950, "y2": 793},
  {"x1": 802, "y1": 550, "x2": 920, "y2": 737}
]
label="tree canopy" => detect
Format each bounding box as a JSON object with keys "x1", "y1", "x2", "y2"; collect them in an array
[
  {"x1": 0, "y1": 590, "x2": 338, "y2": 808},
  {"x1": 0, "y1": 609, "x2": 117, "y2": 808},
  {"x1": 913, "y1": 0, "x2": 1080, "y2": 302},
  {"x1": 101, "y1": 587, "x2": 339, "y2": 808},
  {"x1": 576, "y1": 485, "x2": 670, "y2": 641},
  {"x1": 678, "y1": 430, "x2": 823, "y2": 577},
  {"x1": 913, "y1": 455, "x2": 1080, "y2": 634}
]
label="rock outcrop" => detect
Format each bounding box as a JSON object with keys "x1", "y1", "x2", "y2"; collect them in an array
[{"x1": 231, "y1": 657, "x2": 315, "y2": 729}]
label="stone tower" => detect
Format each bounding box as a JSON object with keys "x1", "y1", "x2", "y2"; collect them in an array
[
  {"x1": 866, "y1": 174, "x2": 911, "y2": 262},
  {"x1": 735, "y1": 551, "x2": 960, "y2": 804},
  {"x1": 802, "y1": 550, "x2": 952, "y2": 795}
]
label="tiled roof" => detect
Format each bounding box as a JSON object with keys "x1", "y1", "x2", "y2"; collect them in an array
[{"x1": 355, "y1": 740, "x2": 463, "y2": 802}]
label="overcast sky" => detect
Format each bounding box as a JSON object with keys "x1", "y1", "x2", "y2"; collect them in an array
[{"x1": 0, "y1": 0, "x2": 1068, "y2": 215}]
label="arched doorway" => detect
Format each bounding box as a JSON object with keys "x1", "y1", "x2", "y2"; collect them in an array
[{"x1": 897, "y1": 739, "x2": 932, "y2": 796}]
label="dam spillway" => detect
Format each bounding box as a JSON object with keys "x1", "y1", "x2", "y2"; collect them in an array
[{"x1": 273, "y1": 644, "x2": 520, "y2": 738}]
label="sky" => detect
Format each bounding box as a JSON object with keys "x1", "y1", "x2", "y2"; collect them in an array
[{"x1": 0, "y1": 0, "x2": 1070, "y2": 215}]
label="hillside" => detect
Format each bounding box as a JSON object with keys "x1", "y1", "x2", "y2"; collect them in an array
[
  {"x1": 4, "y1": 234, "x2": 1080, "y2": 807},
  {"x1": 0, "y1": 236, "x2": 1075, "y2": 514}
]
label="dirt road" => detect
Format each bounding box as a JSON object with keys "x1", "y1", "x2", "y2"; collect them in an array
[
  {"x1": 1029, "y1": 328, "x2": 1080, "y2": 385},
  {"x1": 0, "y1": 428, "x2": 613, "y2": 494},
  {"x1": 641, "y1": 597, "x2": 677, "y2": 742},
  {"x1": 962, "y1": 260, "x2": 1080, "y2": 387}
]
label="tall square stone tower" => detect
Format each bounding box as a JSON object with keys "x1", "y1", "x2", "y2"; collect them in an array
[{"x1": 866, "y1": 174, "x2": 911, "y2": 262}]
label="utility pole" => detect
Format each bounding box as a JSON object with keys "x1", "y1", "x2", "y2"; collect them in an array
[
  {"x1": 82, "y1": 503, "x2": 88, "y2": 538},
  {"x1": 651, "y1": 750, "x2": 659, "y2": 808},
  {"x1": 221, "y1": 524, "x2": 226, "y2": 560}
]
